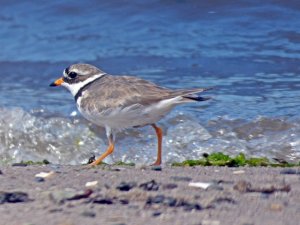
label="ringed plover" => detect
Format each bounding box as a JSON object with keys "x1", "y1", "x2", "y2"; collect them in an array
[{"x1": 50, "y1": 64, "x2": 211, "y2": 166}]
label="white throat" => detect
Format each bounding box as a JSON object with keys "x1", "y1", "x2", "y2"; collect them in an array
[{"x1": 62, "y1": 73, "x2": 105, "y2": 97}]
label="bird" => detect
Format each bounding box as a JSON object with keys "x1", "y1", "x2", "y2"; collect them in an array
[{"x1": 50, "y1": 63, "x2": 211, "y2": 166}]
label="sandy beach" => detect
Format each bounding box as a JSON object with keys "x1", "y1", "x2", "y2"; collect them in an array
[{"x1": 0, "y1": 165, "x2": 299, "y2": 225}]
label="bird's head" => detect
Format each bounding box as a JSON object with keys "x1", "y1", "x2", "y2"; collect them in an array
[{"x1": 50, "y1": 63, "x2": 106, "y2": 96}]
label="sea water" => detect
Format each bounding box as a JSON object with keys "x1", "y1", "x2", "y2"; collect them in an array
[{"x1": 0, "y1": 1, "x2": 300, "y2": 164}]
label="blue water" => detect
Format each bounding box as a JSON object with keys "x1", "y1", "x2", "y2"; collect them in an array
[{"x1": 1, "y1": 1, "x2": 300, "y2": 164}]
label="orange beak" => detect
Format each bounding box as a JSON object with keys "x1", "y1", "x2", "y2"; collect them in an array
[{"x1": 50, "y1": 77, "x2": 64, "y2": 87}]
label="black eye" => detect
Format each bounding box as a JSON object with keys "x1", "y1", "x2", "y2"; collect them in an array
[{"x1": 69, "y1": 72, "x2": 78, "y2": 79}]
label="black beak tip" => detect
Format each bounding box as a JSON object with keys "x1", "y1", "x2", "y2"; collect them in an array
[{"x1": 49, "y1": 82, "x2": 56, "y2": 87}]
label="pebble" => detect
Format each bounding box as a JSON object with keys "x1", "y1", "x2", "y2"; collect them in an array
[
  {"x1": 233, "y1": 170, "x2": 245, "y2": 174},
  {"x1": 164, "y1": 197, "x2": 177, "y2": 207},
  {"x1": 49, "y1": 208, "x2": 63, "y2": 213},
  {"x1": 280, "y1": 169, "x2": 298, "y2": 175},
  {"x1": 146, "y1": 195, "x2": 165, "y2": 204},
  {"x1": 119, "y1": 199, "x2": 129, "y2": 205},
  {"x1": 66, "y1": 189, "x2": 93, "y2": 201},
  {"x1": 116, "y1": 181, "x2": 137, "y2": 191},
  {"x1": 81, "y1": 211, "x2": 96, "y2": 218},
  {"x1": 177, "y1": 200, "x2": 202, "y2": 211},
  {"x1": 152, "y1": 211, "x2": 162, "y2": 217},
  {"x1": 210, "y1": 197, "x2": 236, "y2": 205},
  {"x1": 85, "y1": 181, "x2": 98, "y2": 187},
  {"x1": 0, "y1": 192, "x2": 30, "y2": 204},
  {"x1": 11, "y1": 163, "x2": 28, "y2": 167},
  {"x1": 208, "y1": 183, "x2": 224, "y2": 191},
  {"x1": 0, "y1": 170, "x2": 2, "y2": 175},
  {"x1": 93, "y1": 197, "x2": 113, "y2": 205},
  {"x1": 151, "y1": 166, "x2": 162, "y2": 171},
  {"x1": 146, "y1": 195, "x2": 202, "y2": 211},
  {"x1": 139, "y1": 180, "x2": 159, "y2": 191},
  {"x1": 49, "y1": 189, "x2": 92, "y2": 204},
  {"x1": 34, "y1": 177, "x2": 45, "y2": 182},
  {"x1": 188, "y1": 182, "x2": 212, "y2": 190},
  {"x1": 35, "y1": 171, "x2": 55, "y2": 178},
  {"x1": 170, "y1": 176, "x2": 192, "y2": 182},
  {"x1": 162, "y1": 183, "x2": 178, "y2": 190},
  {"x1": 146, "y1": 195, "x2": 177, "y2": 207}
]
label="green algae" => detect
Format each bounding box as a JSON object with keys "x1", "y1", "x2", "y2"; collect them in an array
[
  {"x1": 113, "y1": 161, "x2": 135, "y2": 166},
  {"x1": 172, "y1": 152, "x2": 300, "y2": 167}
]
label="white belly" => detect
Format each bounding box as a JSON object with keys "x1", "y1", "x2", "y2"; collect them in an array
[{"x1": 77, "y1": 96, "x2": 183, "y2": 130}]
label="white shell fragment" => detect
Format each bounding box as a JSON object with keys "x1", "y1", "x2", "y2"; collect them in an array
[
  {"x1": 233, "y1": 170, "x2": 245, "y2": 174},
  {"x1": 188, "y1": 182, "x2": 212, "y2": 190},
  {"x1": 35, "y1": 171, "x2": 55, "y2": 178},
  {"x1": 85, "y1": 181, "x2": 98, "y2": 187}
]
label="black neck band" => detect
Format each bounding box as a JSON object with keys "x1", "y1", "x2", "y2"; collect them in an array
[{"x1": 74, "y1": 75, "x2": 105, "y2": 102}]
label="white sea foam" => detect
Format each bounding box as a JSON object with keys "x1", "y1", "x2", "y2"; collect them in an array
[{"x1": 0, "y1": 107, "x2": 300, "y2": 165}]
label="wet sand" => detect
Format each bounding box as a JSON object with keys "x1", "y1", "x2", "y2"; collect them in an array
[{"x1": 0, "y1": 165, "x2": 299, "y2": 225}]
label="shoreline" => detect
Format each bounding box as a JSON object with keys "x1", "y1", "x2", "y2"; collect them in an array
[{"x1": 0, "y1": 165, "x2": 300, "y2": 225}]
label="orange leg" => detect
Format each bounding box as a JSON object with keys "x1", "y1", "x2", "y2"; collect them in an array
[
  {"x1": 151, "y1": 124, "x2": 163, "y2": 165},
  {"x1": 90, "y1": 134, "x2": 114, "y2": 166}
]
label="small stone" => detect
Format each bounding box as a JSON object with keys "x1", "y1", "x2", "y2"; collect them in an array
[
  {"x1": 35, "y1": 177, "x2": 45, "y2": 182},
  {"x1": 280, "y1": 169, "x2": 298, "y2": 175},
  {"x1": 176, "y1": 199, "x2": 202, "y2": 211},
  {"x1": 49, "y1": 189, "x2": 92, "y2": 204},
  {"x1": 116, "y1": 182, "x2": 137, "y2": 191},
  {"x1": 93, "y1": 197, "x2": 113, "y2": 205},
  {"x1": 164, "y1": 197, "x2": 177, "y2": 207},
  {"x1": 49, "y1": 208, "x2": 63, "y2": 213},
  {"x1": 233, "y1": 170, "x2": 245, "y2": 174},
  {"x1": 67, "y1": 189, "x2": 93, "y2": 201},
  {"x1": 162, "y1": 183, "x2": 178, "y2": 190},
  {"x1": 208, "y1": 183, "x2": 224, "y2": 191},
  {"x1": 189, "y1": 182, "x2": 212, "y2": 190},
  {"x1": 35, "y1": 171, "x2": 55, "y2": 178},
  {"x1": 210, "y1": 197, "x2": 236, "y2": 206},
  {"x1": 110, "y1": 167, "x2": 122, "y2": 172},
  {"x1": 146, "y1": 195, "x2": 165, "y2": 204},
  {"x1": 0, "y1": 170, "x2": 2, "y2": 175},
  {"x1": 151, "y1": 166, "x2": 162, "y2": 171},
  {"x1": 152, "y1": 211, "x2": 162, "y2": 217},
  {"x1": 8, "y1": 192, "x2": 30, "y2": 203},
  {"x1": 0, "y1": 192, "x2": 30, "y2": 204},
  {"x1": 81, "y1": 211, "x2": 96, "y2": 218},
  {"x1": 139, "y1": 180, "x2": 159, "y2": 191},
  {"x1": 85, "y1": 181, "x2": 98, "y2": 187},
  {"x1": 170, "y1": 176, "x2": 192, "y2": 182},
  {"x1": 12, "y1": 162, "x2": 27, "y2": 167},
  {"x1": 119, "y1": 199, "x2": 129, "y2": 205}
]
